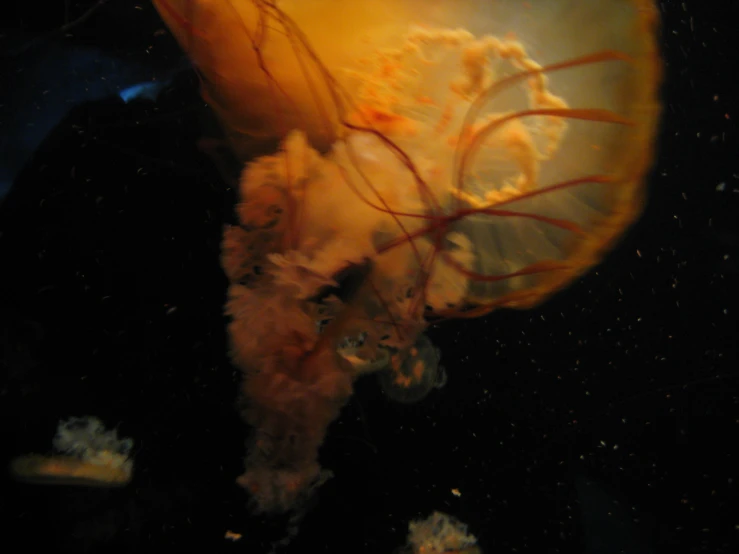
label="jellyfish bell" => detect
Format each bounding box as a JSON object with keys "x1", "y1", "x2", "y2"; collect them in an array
[
  {"x1": 152, "y1": 0, "x2": 662, "y2": 513},
  {"x1": 407, "y1": 512, "x2": 480, "y2": 554},
  {"x1": 9, "y1": 417, "x2": 134, "y2": 488},
  {"x1": 151, "y1": 0, "x2": 433, "y2": 156},
  {"x1": 337, "y1": 332, "x2": 445, "y2": 404},
  {"x1": 377, "y1": 334, "x2": 447, "y2": 404}
]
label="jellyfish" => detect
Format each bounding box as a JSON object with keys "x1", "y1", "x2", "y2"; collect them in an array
[
  {"x1": 152, "y1": 0, "x2": 662, "y2": 513},
  {"x1": 9, "y1": 416, "x2": 134, "y2": 487},
  {"x1": 376, "y1": 334, "x2": 446, "y2": 404},
  {"x1": 406, "y1": 511, "x2": 480, "y2": 554}
]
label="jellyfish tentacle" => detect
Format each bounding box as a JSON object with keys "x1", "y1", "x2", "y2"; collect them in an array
[{"x1": 452, "y1": 49, "x2": 634, "y2": 191}]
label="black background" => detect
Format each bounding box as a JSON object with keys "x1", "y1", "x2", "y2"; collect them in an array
[{"x1": 0, "y1": 1, "x2": 737, "y2": 553}]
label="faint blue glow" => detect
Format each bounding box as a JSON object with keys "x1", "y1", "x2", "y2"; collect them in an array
[{"x1": 119, "y1": 81, "x2": 166, "y2": 103}]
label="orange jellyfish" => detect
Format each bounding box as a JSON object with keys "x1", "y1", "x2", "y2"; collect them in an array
[
  {"x1": 406, "y1": 512, "x2": 480, "y2": 554},
  {"x1": 152, "y1": 0, "x2": 662, "y2": 513},
  {"x1": 9, "y1": 416, "x2": 134, "y2": 487}
]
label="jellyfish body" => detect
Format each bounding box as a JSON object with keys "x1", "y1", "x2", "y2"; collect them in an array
[
  {"x1": 153, "y1": 0, "x2": 662, "y2": 513},
  {"x1": 377, "y1": 334, "x2": 446, "y2": 404},
  {"x1": 9, "y1": 416, "x2": 134, "y2": 487},
  {"x1": 407, "y1": 512, "x2": 479, "y2": 554}
]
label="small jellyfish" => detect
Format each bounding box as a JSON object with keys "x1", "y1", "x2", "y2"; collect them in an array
[
  {"x1": 9, "y1": 416, "x2": 134, "y2": 487},
  {"x1": 337, "y1": 332, "x2": 445, "y2": 403},
  {"x1": 152, "y1": 0, "x2": 662, "y2": 513},
  {"x1": 406, "y1": 512, "x2": 480, "y2": 554},
  {"x1": 377, "y1": 334, "x2": 446, "y2": 404}
]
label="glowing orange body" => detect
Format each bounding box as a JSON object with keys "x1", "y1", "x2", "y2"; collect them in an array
[{"x1": 152, "y1": 0, "x2": 662, "y2": 513}]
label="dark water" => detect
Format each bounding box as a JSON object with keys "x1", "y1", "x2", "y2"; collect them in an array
[{"x1": 1, "y1": 1, "x2": 737, "y2": 553}]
